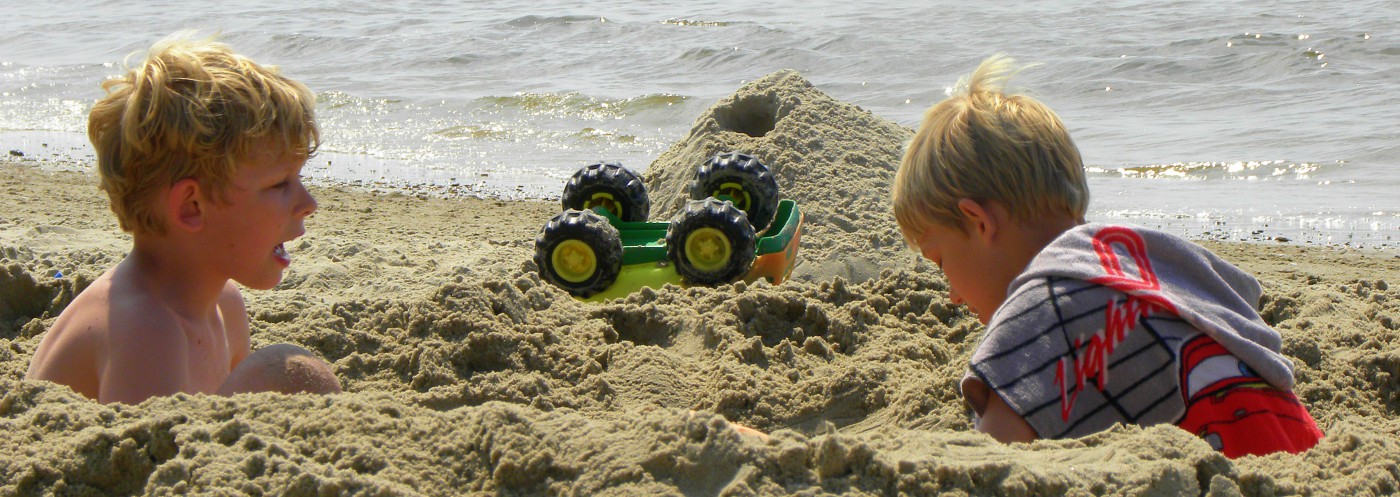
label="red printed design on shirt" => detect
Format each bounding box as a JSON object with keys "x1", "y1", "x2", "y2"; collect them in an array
[
  {"x1": 1054, "y1": 226, "x2": 1178, "y2": 421},
  {"x1": 1176, "y1": 334, "x2": 1323, "y2": 458},
  {"x1": 1053, "y1": 294, "x2": 1169, "y2": 421}
]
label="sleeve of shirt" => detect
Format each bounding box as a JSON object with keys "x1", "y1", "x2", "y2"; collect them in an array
[{"x1": 964, "y1": 276, "x2": 1193, "y2": 439}]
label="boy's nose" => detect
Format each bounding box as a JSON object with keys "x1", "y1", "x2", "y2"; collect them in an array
[{"x1": 297, "y1": 184, "x2": 318, "y2": 218}]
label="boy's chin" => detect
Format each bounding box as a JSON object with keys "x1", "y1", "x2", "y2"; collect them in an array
[{"x1": 235, "y1": 273, "x2": 285, "y2": 291}]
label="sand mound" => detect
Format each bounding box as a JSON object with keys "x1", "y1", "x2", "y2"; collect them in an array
[
  {"x1": 2, "y1": 73, "x2": 1400, "y2": 495},
  {"x1": 642, "y1": 70, "x2": 916, "y2": 283}
]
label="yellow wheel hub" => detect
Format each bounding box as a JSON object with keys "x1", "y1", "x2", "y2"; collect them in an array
[
  {"x1": 715, "y1": 182, "x2": 750, "y2": 211},
  {"x1": 585, "y1": 193, "x2": 621, "y2": 219},
  {"x1": 551, "y1": 239, "x2": 597, "y2": 283},
  {"x1": 684, "y1": 227, "x2": 732, "y2": 272}
]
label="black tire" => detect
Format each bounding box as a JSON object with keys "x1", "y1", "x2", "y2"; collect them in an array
[
  {"x1": 665, "y1": 198, "x2": 756, "y2": 286},
  {"x1": 535, "y1": 209, "x2": 623, "y2": 297},
  {"x1": 689, "y1": 151, "x2": 780, "y2": 231},
  {"x1": 562, "y1": 162, "x2": 650, "y2": 222}
]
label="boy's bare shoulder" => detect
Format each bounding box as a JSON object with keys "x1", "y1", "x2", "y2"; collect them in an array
[
  {"x1": 47, "y1": 269, "x2": 187, "y2": 349},
  {"x1": 41, "y1": 270, "x2": 116, "y2": 345},
  {"x1": 26, "y1": 274, "x2": 111, "y2": 393},
  {"x1": 28, "y1": 268, "x2": 182, "y2": 398}
]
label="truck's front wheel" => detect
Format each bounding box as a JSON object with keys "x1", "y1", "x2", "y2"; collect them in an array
[
  {"x1": 666, "y1": 198, "x2": 756, "y2": 286},
  {"x1": 535, "y1": 209, "x2": 623, "y2": 297}
]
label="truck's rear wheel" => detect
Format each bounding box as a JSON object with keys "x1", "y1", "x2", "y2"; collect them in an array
[
  {"x1": 562, "y1": 161, "x2": 651, "y2": 222},
  {"x1": 689, "y1": 151, "x2": 780, "y2": 231}
]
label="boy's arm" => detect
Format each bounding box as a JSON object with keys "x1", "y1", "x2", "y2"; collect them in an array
[
  {"x1": 975, "y1": 392, "x2": 1038, "y2": 443},
  {"x1": 218, "y1": 282, "x2": 252, "y2": 368},
  {"x1": 963, "y1": 377, "x2": 1038, "y2": 443},
  {"x1": 99, "y1": 317, "x2": 190, "y2": 405}
]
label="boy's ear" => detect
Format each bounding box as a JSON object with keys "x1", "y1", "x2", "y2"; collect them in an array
[
  {"x1": 166, "y1": 178, "x2": 206, "y2": 233},
  {"x1": 956, "y1": 198, "x2": 1000, "y2": 245}
]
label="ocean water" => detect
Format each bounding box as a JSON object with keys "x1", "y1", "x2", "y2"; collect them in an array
[{"x1": 2, "y1": 0, "x2": 1397, "y2": 250}]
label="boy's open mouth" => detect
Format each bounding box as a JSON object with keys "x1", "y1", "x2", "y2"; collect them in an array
[{"x1": 274, "y1": 243, "x2": 291, "y2": 265}]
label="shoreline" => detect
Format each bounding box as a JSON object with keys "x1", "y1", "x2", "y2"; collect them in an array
[{"x1": 7, "y1": 129, "x2": 1396, "y2": 255}]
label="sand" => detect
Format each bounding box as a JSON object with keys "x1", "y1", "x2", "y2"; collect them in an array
[{"x1": 2, "y1": 71, "x2": 1399, "y2": 496}]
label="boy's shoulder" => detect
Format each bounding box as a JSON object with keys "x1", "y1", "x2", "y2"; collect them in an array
[
  {"x1": 27, "y1": 267, "x2": 177, "y2": 398},
  {"x1": 46, "y1": 267, "x2": 188, "y2": 350},
  {"x1": 31, "y1": 265, "x2": 251, "y2": 400},
  {"x1": 103, "y1": 272, "x2": 250, "y2": 344},
  {"x1": 43, "y1": 262, "x2": 250, "y2": 352},
  {"x1": 1020, "y1": 223, "x2": 1251, "y2": 291}
]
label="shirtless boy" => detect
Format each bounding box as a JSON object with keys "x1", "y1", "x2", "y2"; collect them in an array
[{"x1": 25, "y1": 32, "x2": 341, "y2": 404}]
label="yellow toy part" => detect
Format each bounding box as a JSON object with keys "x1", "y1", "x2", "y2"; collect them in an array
[{"x1": 550, "y1": 239, "x2": 597, "y2": 283}]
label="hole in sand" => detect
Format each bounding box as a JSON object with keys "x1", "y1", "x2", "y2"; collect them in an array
[{"x1": 714, "y1": 95, "x2": 780, "y2": 137}]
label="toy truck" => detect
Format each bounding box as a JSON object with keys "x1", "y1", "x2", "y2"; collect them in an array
[{"x1": 534, "y1": 152, "x2": 803, "y2": 302}]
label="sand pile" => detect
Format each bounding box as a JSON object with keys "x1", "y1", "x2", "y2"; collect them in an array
[
  {"x1": 643, "y1": 70, "x2": 916, "y2": 283},
  {"x1": 2, "y1": 73, "x2": 1400, "y2": 496}
]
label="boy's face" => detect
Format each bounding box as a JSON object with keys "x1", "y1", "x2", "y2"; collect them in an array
[
  {"x1": 203, "y1": 145, "x2": 317, "y2": 290},
  {"x1": 915, "y1": 221, "x2": 1012, "y2": 325}
]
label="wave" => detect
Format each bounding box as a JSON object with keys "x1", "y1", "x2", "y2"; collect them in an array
[
  {"x1": 1087, "y1": 160, "x2": 1346, "y2": 181},
  {"x1": 317, "y1": 91, "x2": 404, "y2": 113},
  {"x1": 473, "y1": 92, "x2": 689, "y2": 119},
  {"x1": 660, "y1": 19, "x2": 732, "y2": 27},
  {"x1": 427, "y1": 124, "x2": 636, "y2": 144},
  {"x1": 504, "y1": 15, "x2": 607, "y2": 28},
  {"x1": 429, "y1": 124, "x2": 516, "y2": 140}
]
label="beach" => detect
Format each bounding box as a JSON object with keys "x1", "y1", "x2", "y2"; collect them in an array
[{"x1": 3, "y1": 72, "x2": 1400, "y2": 496}]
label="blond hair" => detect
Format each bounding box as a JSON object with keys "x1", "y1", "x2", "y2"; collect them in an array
[
  {"x1": 88, "y1": 31, "x2": 320, "y2": 235},
  {"x1": 892, "y1": 54, "x2": 1087, "y2": 246}
]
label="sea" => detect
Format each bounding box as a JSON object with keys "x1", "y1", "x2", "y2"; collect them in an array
[{"x1": 2, "y1": 0, "x2": 1397, "y2": 251}]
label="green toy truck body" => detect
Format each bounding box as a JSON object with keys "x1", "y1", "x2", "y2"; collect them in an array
[
  {"x1": 576, "y1": 198, "x2": 802, "y2": 302},
  {"x1": 535, "y1": 152, "x2": 803, "y2": 301}
]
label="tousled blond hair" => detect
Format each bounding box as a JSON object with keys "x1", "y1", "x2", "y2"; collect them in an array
[
  {"x1": 88, "y1": 31, "x2": 320, "y2": 235},
  {"x1": 892, "y1": 54, "x2": 1087, "y2": 247}
]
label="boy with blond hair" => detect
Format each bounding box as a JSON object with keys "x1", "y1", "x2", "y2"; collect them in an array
[
  {"x1": 25, "y1": 32, "x2": 341, "y2": 404},
  {"x1": 891, "y1": 55, "x2": 1322, "y2": 457}
]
